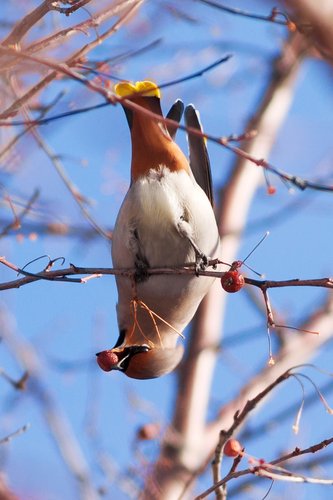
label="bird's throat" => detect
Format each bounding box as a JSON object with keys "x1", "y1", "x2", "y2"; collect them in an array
[{"x1": 130, "y1": 116, "x2": 189, "y2": 181}]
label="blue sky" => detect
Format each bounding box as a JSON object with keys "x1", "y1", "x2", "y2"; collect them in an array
[{"x1": 1, "y1": 1, "x2": 333, "y2": 499}]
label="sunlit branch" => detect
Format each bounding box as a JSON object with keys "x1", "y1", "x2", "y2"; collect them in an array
[
  {"x1": 1, "y1": 255, "x2": 333, "y2": 290},
  {"x1": 197, "y1": 0, "x2": 297, "y2": 29},
  {"x1": 0, "y1": 424, "x2": 30, "y2": 445},
  {"x1": 0, "y1": 190, "x2": 39, "y2": 239},
  {"x1": 1, "y1": 44, "x2": 330, "y2": 193},
  {"x1": 0, "y1": 0, "x2": 144, "y2": 118}
]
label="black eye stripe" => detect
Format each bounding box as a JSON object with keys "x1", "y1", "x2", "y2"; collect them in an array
[{"x1": 122, "y1": 345, "x2": 150, "y2": 372}]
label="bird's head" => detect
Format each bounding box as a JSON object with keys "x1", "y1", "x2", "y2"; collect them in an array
[{"x1": 96, "y1": 343, "x2": 184, "y2": 380}]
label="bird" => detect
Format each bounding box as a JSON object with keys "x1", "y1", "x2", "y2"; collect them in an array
[{"x1": 96, "y1": 80, "x2": 220, "y2": 379}]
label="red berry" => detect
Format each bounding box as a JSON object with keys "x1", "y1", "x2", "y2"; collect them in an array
[
  {"x1": 224, "y1": 439, "x2": 243, "y2": 457},
  {"x1": 136, "y1": 423, "x2": 161, "y2": 441},
  {"x1": 267, "y1": 186, "x2": 276, "y2": 195},
  {"x1": 221, "y1": 270, "x2": 245, "y2": 293},
  {"x1": 96, "y1": 350, "x2": 119, "y2": 371},
  {"x1": 287, "y1": 20, "x2": 297, "y2": 32}
]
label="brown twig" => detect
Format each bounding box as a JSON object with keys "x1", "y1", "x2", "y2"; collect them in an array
[
  {"x1": 195, "y1": 293, "x2": 333, "y2": 496},
  {"x1": 1, "y1": 255, "x2": 333, "y2": 291},
  {"x1": 0, "y1": 0, "x2": 137, "y2": 73},
  {"x1": 197, "y1": 436, "x2": 333, "y2": 498},
  {"x1": 2, "y1": 43, "x2": 331, "y2": 193},
  {"x1": 0, "y1": 0, "x2": 144, "y2": 118},
  {"x1": 0, "y1": 307, "x2": 99, "y2": 500},
  {"x1": 209, "y1": 360, "x2": 331, "y2": 496},
  {"x1": 5, "y1": 73, "x2": 111, "y2": 241},
  {"x1": 241, "y1": 378, "x2": 333, "y2": 443},
  {"x1": 0, "y1": 424, "x2": 30, "y2": 445},
  {"x1": 140, "y1": 33, "x2": 313, "y2": 499},
  {"x1": 209, "y1": 370, "x2": 292, "y2": 489},
  {"x1": 0, "y1": 189, "x2": 39, "y2": 239},
  {"x1": 197, "y1": 366, "x2": 333, "y2": 498},
  {"x1": 285, "y1": 0, "x2": 333, "y2": 61},
  {"x1": 0, "y1": 218, "x2": 109, "y2": 239},
  {"x1": 0, "y1": 90, "x2": 65, "y2": 162},
  {"x1": 198, "y1": 1, "x2": 298, "y2": 30},
  {"x1": 212, "y1": 434, "x2": 243, "y2": 499},
  {"x1": 2, "y1": 0, "x2": 56, "y2": 46},
  {"x1": 0, "y1": 368, "x2": 29, "y2": 390},
  {"x1": 31, "y1": 127, "x2": 111, "y2": 240},
  {"x1": 1, "y1": 1, "x2": 94, "y2": 47}
]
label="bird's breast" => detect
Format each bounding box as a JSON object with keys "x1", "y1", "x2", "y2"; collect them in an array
[
  {"x1": 112, "y1": 166, "x2": 219, "y2": 269},
  {"x1": 131, "y1": 170, "x2": 190, "y2": 266},
  {"x1": 111, "y1": 166, "x2": 220, "y2": 339}
]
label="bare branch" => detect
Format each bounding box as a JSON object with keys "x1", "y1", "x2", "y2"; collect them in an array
[
  {"x1": 0, "y1": 308, "x2": 99, "y2": 500},
  {"x1": 284, "y1": 0, "x2": 333, "y2": 61},
  {"x1": 0, "y1": 0, "x2": 144, "y2": 118},
  {"x1": 2, "y1": 255, "x2": 333, "y2": 292},
  {"x1": 0, "y1": 190, "x2": 39, "y2": 239},
  {"x1": 198, "y1": 1, "x2": 297, "y2": 29},
  {"x1": 2, "y1": 0, "x2": 55, "y2": 46},
  {"x1": 2, "y1": 44, "x2": 331, "y2": 193},
  {"x1": 197, "y1": 435, "x2": 333, "y2": 498},
  {"x1": 141, "y1": 32, "x2": 309, "y2": 500},
  {"x1": 0, "y1": 424, "x2": 30, "y2": 445},
  {"x1": 203, "y1": 293, "x2": 333, "y2": 468}
]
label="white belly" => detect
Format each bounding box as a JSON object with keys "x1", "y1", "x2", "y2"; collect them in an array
[{"x1": 111, "y1": 167, "x2": 220, "y2": 336}]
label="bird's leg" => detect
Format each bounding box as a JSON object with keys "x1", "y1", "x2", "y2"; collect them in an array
[
  {"x1": 178, "y1": 217, "x2": 209, "y2": 275},
  {"x1": 130, "y1": 228, "x2": 150, "y2": 282},
  {"x1": 187, "y1": 236, "x2": 209, "y2": 275},
  {"x1": 134, "y1": 256, "x2": 150, "y2": 283}
]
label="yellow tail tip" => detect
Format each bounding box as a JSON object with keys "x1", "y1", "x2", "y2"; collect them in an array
[{"x1": 114, "y1": 80, "x2": 160, "y2": 98}]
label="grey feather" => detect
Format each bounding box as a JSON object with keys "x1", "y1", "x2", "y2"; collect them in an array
[
  {"x1": 165, "y1": 99, "x2": 184, "y2": 139},
  {"x1": 185, "y1": 104, "x2": 214, "y2": 206}
]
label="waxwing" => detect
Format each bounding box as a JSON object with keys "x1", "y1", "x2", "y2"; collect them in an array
[{"x1": 97, "y1": 81, "x2": 220, "y2": 379}]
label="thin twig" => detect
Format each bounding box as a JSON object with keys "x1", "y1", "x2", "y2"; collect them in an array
[
  {"x1": 2, "y1": 255, "x2": 333, "y2": 291},
  {"x1": 0, "y1": 308, "x2": 99, "y2": 500},
  {"x1": 197, "y1": 432, "x2": 333, "y2": 497},
  {"x1": 0, "y1": 90, "x2": 66, "y2": 162},
  {"x1": 0, "y1": 189, "x2": 39, "y2": 239},
  {"x1": 2, "y1": 44, "x2": 330, "y2": 193},
  {"x1": 0, "y1": 0, "x2": 144, "y2": 118},
  {"x1": 197, "y1": 0, "x2": 297, "y2": 29},
  {"x1": 0, "y1": 424, "x2": 30, "y2": 445},
  {"x1": 2, "y1": 0, "x2": 55, "y2": 46}
]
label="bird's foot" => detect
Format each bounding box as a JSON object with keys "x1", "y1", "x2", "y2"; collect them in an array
[
  {"x1": 195, "y1": 251, "x2": 209, "y2": 276},
  {"x1": 134, "y1": 256, "x2": 150, "y2": 283}
]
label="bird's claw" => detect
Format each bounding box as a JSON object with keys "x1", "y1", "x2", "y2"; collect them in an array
[
  {"x1": 195, "y1": 252, "x2": 209, "y2": 276},
  {"x1": 134, "y1": 258, "x2": 150, "y2": 283}
]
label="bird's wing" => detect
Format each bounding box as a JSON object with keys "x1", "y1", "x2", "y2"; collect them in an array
[
  {"x1": 185, "y1": 104, "x2": 214, "y2": 206},
  {"x1": 165, "y1": 99, "x2": 184, "y2": 139}
]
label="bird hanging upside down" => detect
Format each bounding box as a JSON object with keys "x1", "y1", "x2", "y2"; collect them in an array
[{"x1": 97, "y1": 80, "x2": 220, "y2": 379}]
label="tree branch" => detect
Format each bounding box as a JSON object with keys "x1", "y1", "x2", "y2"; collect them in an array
[
  {"x1": 141, "y1": 32, "x2": 309, "y2": 500},
  {"x1": 0, "y1": 308, "x2": 99, "y2": 500}
]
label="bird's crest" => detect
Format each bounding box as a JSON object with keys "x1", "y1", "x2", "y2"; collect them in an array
[{"x1": 114, "y1": 80, "x2": 160, "y2": 99}]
